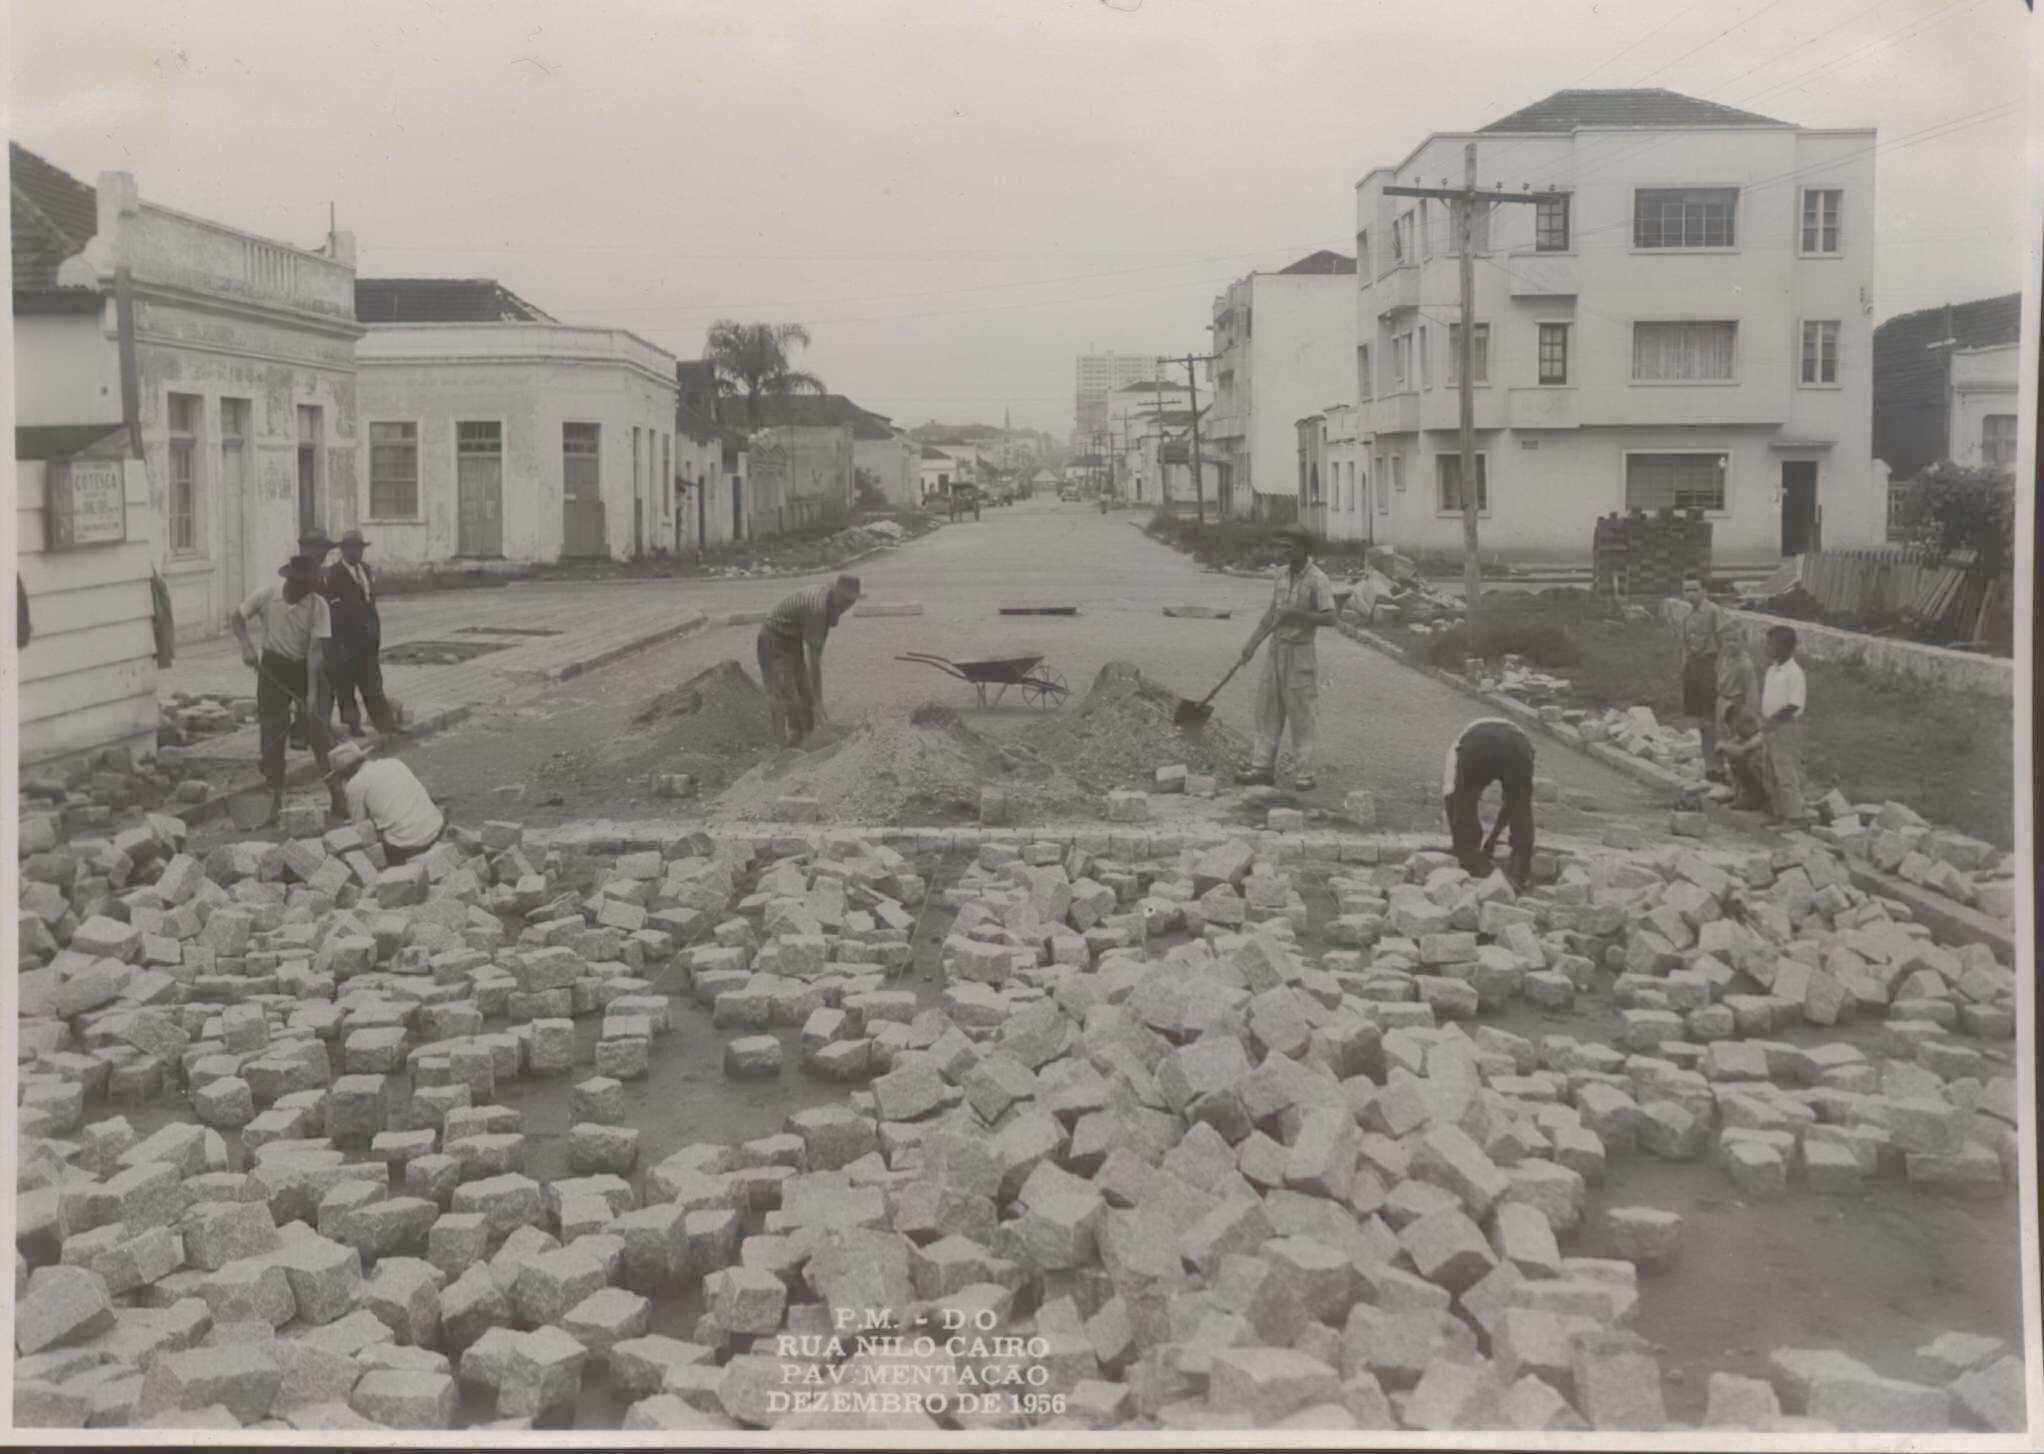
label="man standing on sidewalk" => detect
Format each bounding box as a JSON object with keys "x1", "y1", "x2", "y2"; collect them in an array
[
  {"x1": 324, "y1": 529, "x2": 398, "y2": 738},
  {"x1": 1235, "y1": 526, "x2": 1335, "y2": 792},
  {"x1": 231, "y1": 556, "x2": 345, "y2": 825},
  {"x1": 757, "y1": 574, "x2": 862, "y2": 747}
]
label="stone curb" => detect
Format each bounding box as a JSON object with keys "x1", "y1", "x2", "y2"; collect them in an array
[
  {"x1": 523, "y1": 610, "x2": 709, "y2": 685},
  {"x1": 1844, "y1": 862, "x2": 2015, "y2": 958}
]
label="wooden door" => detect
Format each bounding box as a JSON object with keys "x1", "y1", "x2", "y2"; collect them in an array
[
  {"x1": 458, "y1": 421, "x2": 505, "y2": 557},
  {"x1": 1780, "y1": 461, "x2": 1819, "y2": 557}
]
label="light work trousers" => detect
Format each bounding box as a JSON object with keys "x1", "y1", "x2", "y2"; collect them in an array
[{"x1": 1251, "y1": 639, "x2": 1318, "y2": 776}]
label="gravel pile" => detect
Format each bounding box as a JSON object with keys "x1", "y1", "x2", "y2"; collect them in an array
[
  {"x1": 711, "y1": 707, "x2": 1084, "y2": 827},
  {"x1": 1022, "y1": 661, "x2": 1250, "y2": 794}
]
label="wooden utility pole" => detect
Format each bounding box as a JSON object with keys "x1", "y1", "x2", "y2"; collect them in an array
[
  {"x1": 1163, "y1": 354, "x2": 1219, "y2": 530},
  {"x1": 1385, "y1": 144, "x2": 1548, "y2": 613}
]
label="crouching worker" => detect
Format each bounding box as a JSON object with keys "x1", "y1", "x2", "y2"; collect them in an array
[
  {"x1": 327, "y1": 741, "x2": 446, "y2": 866},
  {"x1": 1443, "y1": 716, "x2": 1537, "y2": 887}
]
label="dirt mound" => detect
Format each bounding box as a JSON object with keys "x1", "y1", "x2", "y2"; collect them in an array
[
  {"x1": 1020, "y1": 659, "x2": 1248, "y2": 792},
  {"x1": 530, "y1": 659, "x2": 780, "y2": 800},
  {"x1": 631, "y1": 659, "x2": 766, "y2": 735},
  {"x1": 712, "y1": 703, "x2": 1082, "y2": 826}
]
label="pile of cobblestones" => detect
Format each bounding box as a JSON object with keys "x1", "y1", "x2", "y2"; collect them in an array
[{"x1": 11, "y1": 783, "x2": 2026, "y2": 1433}]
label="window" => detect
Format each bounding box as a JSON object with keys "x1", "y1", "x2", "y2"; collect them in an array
[
  {"x1": 1538, "y1": 323, "x2": 1569, "y2": 385},
  {"x1": 1418, "y1": 326, "x2": 1430, "y2": 389},
  {"x1": 1390, "y1": 454, "x2": 1404, "y2": 494},
  {"x1": 1437, "y1": 452, "x2": 1489, "y2": 514},
  {"x1": 168, "y1": 393, "x2": 202, "y2": 553},
  {"x1": 1375, "y1": 464, "x2": 1387, "y2": 513},
  {"x1": 1446, "y1": 323, "x2": 1490, "y2": 385},
  {"x1": 1391, "y1": 332, "x2": 1411, "y2": 389},
  {"x1": 561, "y1": 422, "x2": 598, "y2": 502},
  {"x1": 1535, "y1": 194, "x2": 1570, "y2": 252},
  {"x1": 220, "y1": 398, "x2": 249, "y2": 538},
  {"x1": 1982, "y1": 414, "x2": 2018, "y2": 469},
  {"x1": 1632, "y1": 321, "x2": 1736, "y2": 382},
  {"x1": 1800, "y1": 188, "x2": 1841, "y2": 255},
  {"x1": 1356, "y1": 229, "x2": 1369, "y2": 274},
  {"x1": 368, "y1": 422, "x2": 419, "y2": 518},
  {"x1": 1357, "y1": 344, "x2": 1372, "y2": 401},
  {"x1": 1633, "y1": 187, "x2": 1738, "y2": 248},
  {"x1": 1800, "y1": 321, "x2": 1840, "y2": 386},
  {"x1": 1310, "y1": 464, "x2": 1322, "y2": 504},
  {"x1": 462, "y1": 421, "x2": 504, "y2": 459},
  {"x1": 1392, "y1": 210, "x2": 1413, "y2": 263},
  {"x1": 1626, "y1": 452, "x2": 1726, "y2": 512}
]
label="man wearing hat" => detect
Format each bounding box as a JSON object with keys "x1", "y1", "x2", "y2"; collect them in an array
[
  {"x1": 326, "y1": 740, "x2": 445, "y2": 866},
  {"x1": 1234, "y1": 525, "x2": 1335, "y2": 792},
  {"x1": 231, "y1": 555, "x2": 344, "y2": 825},
  {"x1": 324, "y1": 528, "x2": 397, "y2": 737},
  {"x1": 757, "y1": 573, "x2": 862, "y2": 747}
]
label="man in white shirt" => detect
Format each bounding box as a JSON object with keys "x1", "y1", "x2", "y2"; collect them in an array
[
  {"x1": 1235, "y1": 527, "x2": 1336, "y2": 792},
  {"x1": 1758, "y1": 624, "x2": 1809, "y2": 823},
  {"x1": 231, "y1": 556, "x2": 341, "y2": 824},
  {"x1": 327, "y1": 741, "x2": 446, "y2": 865}
]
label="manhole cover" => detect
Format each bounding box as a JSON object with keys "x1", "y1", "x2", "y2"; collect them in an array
[
  {"x1": 457, "y1": 626, "x2": 564, "y2": 637},
  {"x1": 382, "y1": 639, "x2": 516, "y2": 666}
]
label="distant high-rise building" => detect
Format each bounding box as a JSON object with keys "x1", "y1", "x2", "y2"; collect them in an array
[{"x1": 1074, "y1": 351, "x2": 1165, "y2": 446}]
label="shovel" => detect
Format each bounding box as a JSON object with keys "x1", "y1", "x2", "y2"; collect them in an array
[{"x1": 1174, "y1": 655, "x2": 1250, "y2": 727}]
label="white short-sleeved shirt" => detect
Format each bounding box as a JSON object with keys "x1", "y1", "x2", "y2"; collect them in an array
[
  {"x1": 1761, "y1": 658, "x2": 1807, "y2": 720},
  {"x1": 238, "y1": 584, "x2": 331, "y2": 661},
  {"x1": 345, "y1": 758, "x2": 444, "y2": 852}
]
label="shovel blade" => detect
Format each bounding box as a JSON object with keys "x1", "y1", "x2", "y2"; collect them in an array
[{"x1": 1173, "y1": 700, "x2": 1213, "y2": 727}]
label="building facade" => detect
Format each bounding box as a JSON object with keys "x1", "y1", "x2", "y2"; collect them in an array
[
  {"x1": 1073, "y1": 351, "x2": 1165, "y2": 447},
  {"x1": 1206, "y1": 250, "x2": 1359, "y2": 521},
  {"x1": 855, "y1": 431, "x2": 919, "y2": 509},
  {"x1": 1871, "y1": 294, "x2": 2021, "y2": 519},
  {"x1": 12, "y1": 146, "x2": 363, "y2": 641},
  {"x1": 353, "y1": 292, "x2": 678, "y2": 568},
  {"x1": 1302, "y1": 402, "x2": 1369, "y2": 542},
  {"x1": 1355, "y1": 89, "x2": 1878, "y2": 565}
]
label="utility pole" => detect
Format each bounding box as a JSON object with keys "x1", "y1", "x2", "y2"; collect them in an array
[
  {"x1": 1163, "y1": 354, "x2": 1219, "y2": 530},
  {"x1": 1385, "y1": 144, "x2": 1547, "y2": 613}
]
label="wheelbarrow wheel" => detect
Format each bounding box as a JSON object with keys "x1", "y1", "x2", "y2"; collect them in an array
[{"x1": 1021, "y1": 669, "x2": 1067, "y2": 709}]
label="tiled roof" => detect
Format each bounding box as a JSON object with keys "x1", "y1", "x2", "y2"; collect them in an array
[
  {"x1": 11, "y1": 143, "x2": 100, "y2": 296},
  {"x1": 747, "y1": 394, "x2": 898, "y2": 440},
  {"x1": 355, "y1": 278, "x2": 556, "y2": 324},
  {"x1": 1275, "y1": 249, "x2": 1356, "y2": 276},
  {"x1": 1480, "y1": 88, "x2": 1787, "y2": 134}
]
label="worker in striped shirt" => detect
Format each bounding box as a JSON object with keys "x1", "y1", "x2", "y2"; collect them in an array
[{"x1": 757, "y1": 574, "x2": 862, "y2": 747}]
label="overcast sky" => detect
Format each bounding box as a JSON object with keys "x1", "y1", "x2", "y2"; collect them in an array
[{"x1": 9, "y1": 0, "x2": 2034, "y2": 435}]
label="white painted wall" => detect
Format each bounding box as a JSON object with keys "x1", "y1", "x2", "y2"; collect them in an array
[
  {"x1": 1244, "y1": 273, "x2": 1356, "y2": 514},
  {"x1": 1948, "y1": 345, "x2": 2019, "y2": 468},
  {"x1": 1355, "y1": 121, "x2": 1878, "y2": 560},
  {"x1": 11, "y1": 313, "x2": 121, "y2": 425},
  {"x1": 355, "y1": 325, "x2": 678, "y2": 567},
  {"x1": 15, "y1": 457, "x2": 161, "y2": 765},
  {"x1": 854, "y1": 434, "x2": 918, "y2": 509}
]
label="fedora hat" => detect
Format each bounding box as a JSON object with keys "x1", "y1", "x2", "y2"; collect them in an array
[
  {"x1": 324, "y1": 740, "x2": 372, "y2": 778},
  {"x1": 339, "y1": 529, "x2": 370, "y2": 549},
  {"x1": 278, "y1": 555, "x2": 322, "y2": 581}
]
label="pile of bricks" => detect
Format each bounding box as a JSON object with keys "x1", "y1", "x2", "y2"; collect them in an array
[
  {"x1": 1592, "y1": 511, "x2": 1712, "y2": 601},
  {"x1": 11, "y1": 789, "x2": 2026, "y2": 1433}
]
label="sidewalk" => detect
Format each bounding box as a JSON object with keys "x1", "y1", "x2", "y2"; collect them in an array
[{"x1": 162, "y1": 583, "x2": 708, "y2": 788}]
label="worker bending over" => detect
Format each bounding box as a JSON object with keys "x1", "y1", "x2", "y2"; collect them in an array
[
  {"x1": 1443, "y1": 716, "x2": 1537, "y2": 887},
  {"x1": 1235, "y1": 526, "x2": 1335, "y2": 792},
  {"x1": 757, "y1": 574, "x2": 862, "y2": 747},
  {"x1": 326, "y1": 741, "x2": 446, "y2": 866}
]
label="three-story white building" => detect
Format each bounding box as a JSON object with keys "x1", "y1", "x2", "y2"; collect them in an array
[{"x1": 1355, "y1": 88, "x2": 1878, "y2": 564}]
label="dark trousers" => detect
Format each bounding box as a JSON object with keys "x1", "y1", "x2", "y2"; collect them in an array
[
  {"x1": 381, "y1": 819, "x2": 445, "y2": 867},
  {"x1": 329, "y1": 636, "x2": 396, "y2": 733},
  {"x1": 257, "y1": 651, "x2": 335, "y2": 795},
  {"x1": 1444, "y1": 724, "x2": 1537, "y2": 883}
]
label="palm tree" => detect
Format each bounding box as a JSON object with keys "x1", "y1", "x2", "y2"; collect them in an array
[{"x1": 703, "y1": 320, "x2": 826, "y2": 427}]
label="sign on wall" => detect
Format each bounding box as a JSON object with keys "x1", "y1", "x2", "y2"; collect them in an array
[{"x1": 45, "y1": 459, "x2": 129, "y2": 550}]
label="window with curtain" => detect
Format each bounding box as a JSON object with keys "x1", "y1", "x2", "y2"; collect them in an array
[
  {"x1": 1800, "y1": 189, "x2": 1842, "y2": 255},
  {"x1": 1632, "y1": 321, "x2": 1736, "y2": 381},
  {"x1": 1634, "y1": 187, "x2": 1737, "y2": 248},
  {"x1": 1982, "y1": 414, "x2": 2018, "y2": 468},
  {"x1": 1436, "y1": 453, "x2": 1488, "y2": 514},
  {"x1": 1625, "y1": 452, "x2": 1726, "y2": 512}
]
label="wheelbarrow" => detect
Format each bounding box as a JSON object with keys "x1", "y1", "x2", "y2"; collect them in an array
[{"x1": 895, "y1": 652, "x2": 1070, "y2": 709}]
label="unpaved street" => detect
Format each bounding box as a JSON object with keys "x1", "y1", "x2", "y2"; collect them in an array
[{"x1": 393, "y1": 499, "x2": 1664, "y2": 836}]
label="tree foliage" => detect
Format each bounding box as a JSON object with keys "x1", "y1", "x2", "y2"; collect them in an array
[
  {"x1": 1890, "y1": 461, "x2": 2016, "y2": 575},
  {"x1": 703, "y1": 320, "x2": 825, "y2": 427}
]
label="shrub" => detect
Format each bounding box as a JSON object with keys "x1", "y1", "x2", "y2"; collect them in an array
[
  {"x1": 1889, "y1": 462, "x2": 2015, "y2": 575},
  {"x1": 1421, "y1": 619, "x2": 1584, "y2": 672}
]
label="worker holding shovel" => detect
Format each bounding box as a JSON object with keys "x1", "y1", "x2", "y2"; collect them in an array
[
  {"x1": 231, "y1": 555, "x2": 346, "y2": 826},
  {"x1": 1235, "y1": 525, "x2": 1336, "y2": 792}
]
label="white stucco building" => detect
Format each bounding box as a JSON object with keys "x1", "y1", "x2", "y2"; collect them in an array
[
  {"x1": 1205, "y1": 250, "x2": 1360, "y2": 521},
  {"x1": 1355, "y1": 88, "x2": 1878, "y2": 565},
  {"x1": 1945, "y1": 344, "x2": 2020, "y2": 474},
  {"x1": 352, "y1": 280, "x2": 678, "y2": 567},
  {"x1": 11, "y1": 144, "x2": 363, "y2": 642},
  {"x1": 1302, "y1": 402, "x2": 1370, "y2": 542}
]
